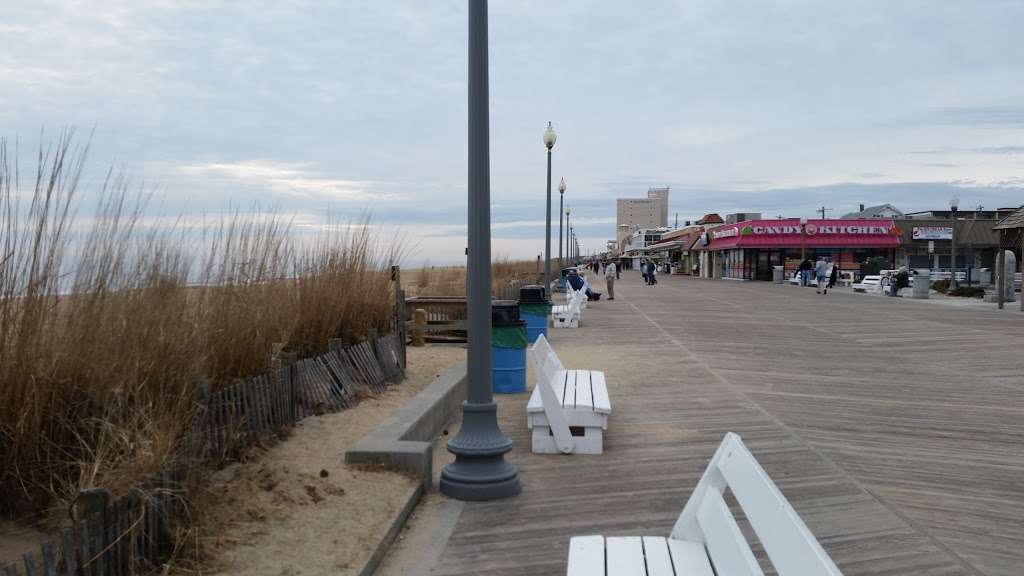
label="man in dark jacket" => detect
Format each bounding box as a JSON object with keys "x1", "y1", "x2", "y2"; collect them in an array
[
  {"x1": 891, "y1": 266, "x2": 910, "y2": 297},
  {"x1": 798, "y1": 258, "x2": 813, "y2": 287}
]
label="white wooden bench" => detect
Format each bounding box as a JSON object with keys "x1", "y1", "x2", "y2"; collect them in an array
[
  {"x1": 567, "y1": 432, "x2": 843, "y2": 575},
  {"x1": 552, "y1": 287, "x2": 585, "y2": 328},
  {"x1": 527, "y1": 334, "x2": 610, "y2": 454},
  {"x1": 852, "y1": 275, "x2": 883, "y2": 294}
]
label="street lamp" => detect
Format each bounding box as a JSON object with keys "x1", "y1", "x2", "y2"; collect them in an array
[
  {"x1": 558, "y1": 177, "x2": 566, "y2": 269},
  {"x1": 950, "y1": 194, "x2": 959, "y2": 288},
  {"x1": 439, "y1": 0, "x2": 520, "y2": 501},
  {"x1": 543, "y1": 122, "x2": 557, "y2": 298},
  {"x1": 565, "y1": 206, "x2": 571, "y2": 266}
]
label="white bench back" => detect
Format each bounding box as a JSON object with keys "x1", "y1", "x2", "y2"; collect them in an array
[
  {"x1": 671, "y1": 433, "x2": 843, "y2": 576},
  {"x1": 527, "y1": 334, "x2": 573, "y2": 453},
  {"x1": 529, "y1": 334, "x2": 564, "y2": 385}
]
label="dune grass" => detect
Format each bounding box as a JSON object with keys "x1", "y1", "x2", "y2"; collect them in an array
[
  {"x1": 407, "y1": 258, "x2": 542, "y2": 297},
  {"x1": 0, "y1": 132, "x2": 401, "y2": 523}
]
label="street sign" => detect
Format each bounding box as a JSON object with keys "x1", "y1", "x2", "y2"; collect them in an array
[{"x1": 913, "y1": 226, "x2": 953, "y2": 240}]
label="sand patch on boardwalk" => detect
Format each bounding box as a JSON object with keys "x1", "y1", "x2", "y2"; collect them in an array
[{"x1": 197, "y1": 345, "x2": 465, "y2": 576}]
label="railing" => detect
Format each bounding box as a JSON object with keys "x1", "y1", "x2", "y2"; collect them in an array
[{"x1": 403, "y1": 275, "x2": 538, "y2": 343}]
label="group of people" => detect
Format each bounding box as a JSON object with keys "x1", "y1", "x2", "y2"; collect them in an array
[
  {"x1": 797, "y1": 257, "x2": 840, "y2": 295},
  {"x1": 639, "y1": 258, "x2": 658, "y2": 286}
]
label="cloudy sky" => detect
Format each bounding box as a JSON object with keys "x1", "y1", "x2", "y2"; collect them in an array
[{"x1": 3, "y1": 0, "x2": 1023, "y2": 264}]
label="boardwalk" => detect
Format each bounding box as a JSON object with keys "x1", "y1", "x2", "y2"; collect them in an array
[{"x1": 430, "y1": 272, "x2": 1024, "y2": 576}]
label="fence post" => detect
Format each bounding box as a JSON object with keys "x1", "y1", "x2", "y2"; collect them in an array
[
  {"x1": 391, "y1": 265, "x2": 407, "y2": 368},
  {"x1": 411, "y1": 309, "x2": 427, "y2": 347}
]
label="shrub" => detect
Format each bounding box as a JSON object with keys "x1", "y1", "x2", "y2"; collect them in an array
[
  {"x1": 860, "y1": 256, "x2": 891, "y2": 277},
  {"x1": 949, "y1": 285, "x2": 986, "y2": 298}
]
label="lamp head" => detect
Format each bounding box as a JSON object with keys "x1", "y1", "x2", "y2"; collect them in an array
[
  {"x1": 950, "y1": 194, "x2": 960, "y2": 212},
  {"x1": 543, "y1": 121, "x2": 557, "y2": 150},
  {"x1": 558, "y1": 177, "x2": 566, "y2": 194}
]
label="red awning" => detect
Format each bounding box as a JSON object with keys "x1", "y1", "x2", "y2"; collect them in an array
[{"x1": 708, "y1": 219, "x2": 901, "y2": 250}]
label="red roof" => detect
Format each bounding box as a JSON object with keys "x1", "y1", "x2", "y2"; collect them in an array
[
  {"x1": 697, "y1": 213, "x2": 724, "y2": 225},
  {"x1": 707, "y1": 219, "x2": 901, "y2": 250}
]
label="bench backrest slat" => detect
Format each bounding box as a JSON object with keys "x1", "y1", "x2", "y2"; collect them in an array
[
  {"x1": 671, "y1": 433, "x2": 843, "y2": 576},
  {"x1": 698, "y1": 488, "x2": 763, "y2": 576}
]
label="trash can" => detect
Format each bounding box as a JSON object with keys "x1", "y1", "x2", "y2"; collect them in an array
[
  {"x1": 491, "y1": 300, "x2": 528, "y2": 394},
  {"x1": 911, "y1": 270, "x2": 930, "y2": 299},
  {"x1": 772, "y1": 265, "x2": 784, "y2": 284},
  {"x1": 518, "y1": 284, "x2": 551, "y2": 344},
  {"x1": 979, "y1": 268, "x2": 992, "y2": 285}
]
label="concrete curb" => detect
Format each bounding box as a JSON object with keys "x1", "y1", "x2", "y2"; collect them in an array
[
  {"x1": 356, "y1": 483, "x2": 424, "y2": 576},
  {"x1": 345, "y1": 361, "x2": 467, "y2": 489}
]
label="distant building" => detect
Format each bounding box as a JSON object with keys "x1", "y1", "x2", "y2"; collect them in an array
[
  {"x1": 697, "y1": 213, "x2": 725, "y2": 225},
  {"x1": 841, "y1": 203, "x2": 903, "y2": 219},
  {"x1": 646, "y1": 187, "x2": 670, "y2": 228},
  {"x1": 725, "y1": 212, "x2": 762, "y2": 224},
  {"x1": 903, "y1": 207, "x2": 1017, "y2": 220},
  {"x1": 616, "y1": 187, "x2": 670, "y2": 246}
]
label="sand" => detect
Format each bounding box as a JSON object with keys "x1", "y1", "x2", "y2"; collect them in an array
[{"x1": 196, "y1": 344, "x2": 466, "y2": 576}]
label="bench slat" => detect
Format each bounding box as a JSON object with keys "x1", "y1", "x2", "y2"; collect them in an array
[
  {"x1": 606, "y1": 537, "x2": 645, "y2": 576},
  {"x1": 667, "y1": 540, "x2": 715, "y2": 576},
  {"x1": 698, "y1": 489, "x2": 763, "y2": 576},
  {"x1": 568, "y1": 536, "x2": 605, "y2": 576},
  {"x1": 641, "y1": 537, "x2": 674, "y2": 576},
  {"x1": 575, "y1": 370, "x2": 594, "y2": 411},
  {"x1": 554, "y1": 370, "x2": 569, "y2": 407},
  {"x1": 591, "y1": 371, "x2": 611, "y2": 414}
]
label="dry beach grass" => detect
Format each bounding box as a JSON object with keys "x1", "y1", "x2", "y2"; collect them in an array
[{"x1": 0, "y1": 132, "x2": 401, "y2": 530}]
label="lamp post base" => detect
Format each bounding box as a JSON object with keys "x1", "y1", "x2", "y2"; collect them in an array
[{"x1": 440, "y1": 401, "x2": 521, "y2": 501}]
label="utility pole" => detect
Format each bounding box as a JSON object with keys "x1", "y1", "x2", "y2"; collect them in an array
[
  {"x1": 674, "y1": 212, "x2": 678, "y2": 229},
  {"x1": 818, "y1": 206, "x2": 832, "y2": 219}
]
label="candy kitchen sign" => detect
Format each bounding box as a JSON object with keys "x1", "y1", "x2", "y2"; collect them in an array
[{"x1": 709, "y1": 219, "x2": 901, "y2": 247}]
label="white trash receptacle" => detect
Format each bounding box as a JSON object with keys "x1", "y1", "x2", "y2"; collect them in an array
[{"x1": 911, "y1": 271, "x2": 930, "y2": 299}]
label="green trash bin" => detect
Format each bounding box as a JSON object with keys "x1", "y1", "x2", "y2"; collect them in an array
[{"x1": 491, "y1": 300, "x2": 528, "y2": 394}]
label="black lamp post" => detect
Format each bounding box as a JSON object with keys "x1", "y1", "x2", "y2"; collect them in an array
[
  {"x1": 543, "y1": 123, "x2": 557, "y2": 296},
  {"x1": 950, "y1": 195, "x2": 959, "y2": 289},
  {"x1": 439, "y1": 0, "x2": 520, "y2": 502},
  {"x1": 558, "y1": 178, "x2": 566, "y2": 269}
]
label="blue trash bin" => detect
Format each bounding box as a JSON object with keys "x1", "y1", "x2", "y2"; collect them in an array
[
  {"x1": 491, "y1": 300, "x2": 527, "y2": 394},
  {"x1": 518, "y1": 284, "x2": 550, "y2": 344}
]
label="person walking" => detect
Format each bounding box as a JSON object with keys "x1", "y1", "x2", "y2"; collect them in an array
[
  {"x1": 641, "y1": 259, "x2": 650, "y2": 285},
  {"x1": 799, "y1": 258, "x2": 813, "y2": 287},
  {"x1": 815, "y1": 256, "x2": 829, "y2": 294},
  {"x1": 828, "y1": 261, "x2": 839, "y2": 289},
  {"x1": 605, "y1": 261, "x2": 617, "y2": 300},
  {"x1": 615, "y1": 260, "x2": 621, "y2": 279},
  {"x1": 648, "y1": 260, "x2": 658, "y2": 285},
  {"x1": 891, "y1": 266, "x2": 910, "y2": 297}
]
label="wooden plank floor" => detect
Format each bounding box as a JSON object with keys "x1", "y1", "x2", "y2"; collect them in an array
[{"x1": 431, "y1": 272, "x2": 1024, "y2": 576}]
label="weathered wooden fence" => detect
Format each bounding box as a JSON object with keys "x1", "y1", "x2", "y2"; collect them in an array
[
  {"x1": 3, "y1": 268, "x2": 409, "y2": 576},
  {"x1": 404, "y1": 276, "x2": 536, "y2": 343}
]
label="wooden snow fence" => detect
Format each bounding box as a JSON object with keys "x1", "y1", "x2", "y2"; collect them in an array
[{"x1": 4, "y1": 267, "x2": 411, "y2": 576}]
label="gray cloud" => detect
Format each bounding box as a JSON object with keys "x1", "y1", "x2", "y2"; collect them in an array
[{"x1": 3, "y1": 0, "x2": 1024, "y2": 262}]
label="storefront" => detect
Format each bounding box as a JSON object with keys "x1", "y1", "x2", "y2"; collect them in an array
[
  {"x1": 896, "y1": 219, "x2": 1001, "y2": 272},
  {"x1": 706, "y1": 219, "x2": 902, "y2": 281},
  {"x1": 645, "y1": 227, "x2": 704, "y2": 274}
]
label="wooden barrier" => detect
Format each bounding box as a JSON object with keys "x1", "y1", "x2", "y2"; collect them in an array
[{"x1": 3, "y1": 270, "x2": 412, "y2": 576}]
